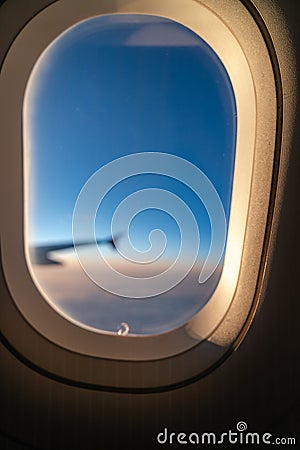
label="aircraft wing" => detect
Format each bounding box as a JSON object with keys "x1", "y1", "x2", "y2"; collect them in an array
[{"x1": 29, "y1": 235, "x2": 120, "y2": 265}]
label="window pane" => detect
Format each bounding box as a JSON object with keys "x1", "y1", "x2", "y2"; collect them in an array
[{"x1": 25, "y1": 14, "x2": 236, "y2": 335}]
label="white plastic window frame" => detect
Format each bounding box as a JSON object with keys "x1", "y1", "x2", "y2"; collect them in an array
[{"x1": 0, "y1": 0, "x2": 278, "y2": 362}]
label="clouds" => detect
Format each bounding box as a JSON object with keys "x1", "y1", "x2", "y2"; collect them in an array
[{"x1": 33, "y1": 254, "x2": 222, "y2": 335}]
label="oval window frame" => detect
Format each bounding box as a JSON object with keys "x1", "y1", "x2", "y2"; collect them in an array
[{"x1": 0, "y1": 0, "x2": 286, "y2": 389}]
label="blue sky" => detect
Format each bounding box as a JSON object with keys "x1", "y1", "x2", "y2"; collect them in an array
[{"x1": 26, "y1": 13, "x2": 236, "y2": 266}]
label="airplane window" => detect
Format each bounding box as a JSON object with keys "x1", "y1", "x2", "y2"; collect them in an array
[{"x1": 24, "y1": 14, "x2": 236, "y2": 336}]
